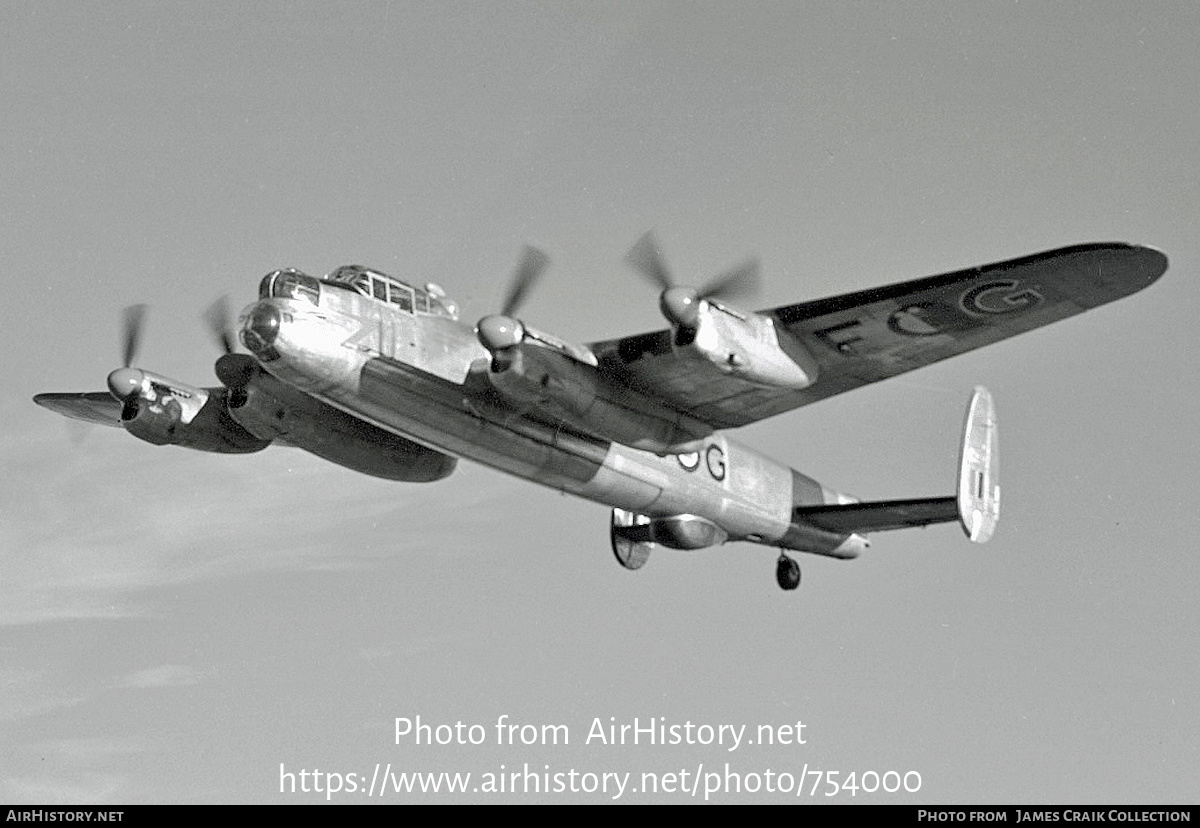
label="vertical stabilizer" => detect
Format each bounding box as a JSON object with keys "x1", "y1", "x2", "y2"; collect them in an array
[{"x1": 958, "y1": 386, "x2": 1000, "y2": 542}]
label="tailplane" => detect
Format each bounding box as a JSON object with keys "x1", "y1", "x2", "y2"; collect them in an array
[{"x1": 784, "y1": 386, "x2": 1000, "y2": 546}]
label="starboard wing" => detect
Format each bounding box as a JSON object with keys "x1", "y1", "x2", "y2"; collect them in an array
[
  {"x1": 34, "y1": 392, "x2": 124, "y2": 427},
  {"x1": 591, "y1": 243, "x2": 1166, "y2": 429}
]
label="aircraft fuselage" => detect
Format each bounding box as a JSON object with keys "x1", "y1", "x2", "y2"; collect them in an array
[{"x1": 239, "y1": 278, "x2": 865, "y2": 559}]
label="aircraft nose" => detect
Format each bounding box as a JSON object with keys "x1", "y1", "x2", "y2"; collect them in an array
[{"x1": 241, "y1": 302, "x2": 281, "y2": 355}]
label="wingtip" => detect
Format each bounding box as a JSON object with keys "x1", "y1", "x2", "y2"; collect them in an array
[
  {"x1": 33, "y1": 391, "x2": 125, "y2": 427},
  {"x1": 1115, "y1": 243, "x2": 1170, "y2": 295},
  {"x1": 1135, "y1": 244, "x2": 1169, "y2": 279}
]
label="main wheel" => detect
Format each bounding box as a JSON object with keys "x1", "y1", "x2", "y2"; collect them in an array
[{"x1": 776, "y1": 554, "x2": 801, "y2": 590}]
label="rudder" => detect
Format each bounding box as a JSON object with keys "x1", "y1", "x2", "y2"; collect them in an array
[{"x1": 958, "y1": 386, "x2": 1000, "y2": 542}]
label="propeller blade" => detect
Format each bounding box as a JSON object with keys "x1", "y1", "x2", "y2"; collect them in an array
[
  {"x1": 120, "y1": 304, "x2": 148, "y2": 368},
  {"x1": 624, "y1": 231, "x2": 674, "y2": 292},
  {"x1": 627, "y1": 232, "x2": 760, "y2": 326},
  {"x1": 699, "y1": 257, "x2": 760, "y2": 302},
  {"x1": 65, "y1": 417, "x2": 93, "y2": 448},
  {"x1": 500, "y1": 246, "x2": 550, "y2": 318},
  {"x1": 203, "y1": 295, "x2": 236, "y2": 355}
]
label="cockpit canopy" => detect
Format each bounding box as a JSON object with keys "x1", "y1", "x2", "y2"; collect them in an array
[
  {"x1": 258, "y1": 266, "x2": 458, "y2": 319},
  {"x1": 326, "y1": 265, "x2": 458, "y2": 319}
]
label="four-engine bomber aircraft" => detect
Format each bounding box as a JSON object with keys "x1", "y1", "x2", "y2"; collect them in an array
[{"x1": 35, "y1": 236, "x2": 1167, "y2": 589}]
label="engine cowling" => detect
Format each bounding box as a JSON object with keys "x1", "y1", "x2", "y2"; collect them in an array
[
  {"x1": 683, "y1": 302, "x2": 820, "y2": 389},
  {"x1": 121, "y1": 385, "x2": 270, "y2": 453}
]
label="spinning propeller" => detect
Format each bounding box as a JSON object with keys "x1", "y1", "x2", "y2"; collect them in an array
[
  {"x1": 203, "y1": 295, "x2": 237, "y2": 357},
  {"x1": 476, "y1": 246, "x2": 551, "y2": 355},
  {"x1": 106, "y1": 304, "x2": 150, "y2": 403},
  {"x1": 105, "y1": 297, "x2": 255, "y2": 410},
  {"x1": 475, "y1": 235, "x2": 760, "y2": 359},
  {"x1": 204, "y1": 295, "x2": 257, "y2": 392},
  {"x1": 624, "y1": 231, "x2": 759, "y2": 330},
  {"x1": 120, "y1": 304, "x2": 147, "y2": 369}
]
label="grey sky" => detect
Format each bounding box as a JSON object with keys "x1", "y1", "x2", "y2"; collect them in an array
[{"x1": 2, "y1": 1, "x2": 1197, "y2": 803}]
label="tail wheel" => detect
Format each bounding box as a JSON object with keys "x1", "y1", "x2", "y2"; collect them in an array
[{"x1": 776, "y1": 554, "x2": 801, "y2": 591}]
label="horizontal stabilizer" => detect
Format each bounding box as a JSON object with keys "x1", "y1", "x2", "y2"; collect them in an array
[
  {"x1": 34, "y1": 392, "x2": 123, "y2": 427},
  {"x1": 957, "y1": 386, "x2": 1000, "y2": 542},
  {"x1": 794, "y1": 497, "x2": 958, "y2": 534},
  {"x1": 790, "y1": 387, "x2": 999, "y2": 542}
]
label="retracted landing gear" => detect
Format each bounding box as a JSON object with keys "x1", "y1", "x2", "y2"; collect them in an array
[{"x1": 775, "y1": 553, "x2": 801, "y2": 591}]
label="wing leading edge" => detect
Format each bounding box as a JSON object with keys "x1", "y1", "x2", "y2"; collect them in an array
[{"x1": 593, "y1": 243, "x2": 1167, "y2": 429}]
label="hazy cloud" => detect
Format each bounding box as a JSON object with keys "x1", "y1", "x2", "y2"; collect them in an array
[
  {"x1": 0, "y1": 427, "x2": 493, "y2": 626},
  {"x1": 115, "y1": 664, "x2": 202, "y2": 690}
]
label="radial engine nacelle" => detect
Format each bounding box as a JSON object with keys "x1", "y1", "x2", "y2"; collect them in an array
[
  {"x1": 679, "y1": 301, "x2": 820, "y2": 389},
  {"x1": 111, "y1": 369, "x2": 269, "y2": 454}
]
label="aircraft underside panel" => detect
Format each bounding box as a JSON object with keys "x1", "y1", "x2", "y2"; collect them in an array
[
  {"x1": 353, "y1": 357, "x2": 802, "y2": 537},
  {"x1": 773, "y1": 468, "x2": 866, "y2": 557},
  {"x1": 356, "y1": 356, "x2": 611, "y2": 491},
  {"x1": 230, "y1": 369, "x2": 456, "y2": 482}
]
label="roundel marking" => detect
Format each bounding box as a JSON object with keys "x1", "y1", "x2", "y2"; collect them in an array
[{"x1": 887, "y1": 303, "x2": 944, "y2": 336}]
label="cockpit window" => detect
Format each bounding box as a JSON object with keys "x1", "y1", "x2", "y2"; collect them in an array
[
  {"x1": 389, "y1": 283, "x2": 413, "y2": 312},
  {"x1": 260, "y1": 269, "x2": 320, "y2": 305}
]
